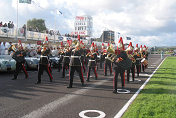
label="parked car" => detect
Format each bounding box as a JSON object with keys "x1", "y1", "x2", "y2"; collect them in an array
[
  {"x1": 49, "y1": 56, "x2": 60, "y2": 68},
  {"x1": 25, "y1": 57, "x2": 40, "y2": 70},
  {"x1": 0, "y1": 55, "x2": 16, "y2": 72}
]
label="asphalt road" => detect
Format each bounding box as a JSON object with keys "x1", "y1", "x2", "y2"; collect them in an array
[{"x1": 0, "y1": 54, "x2": 167, "y2": 118}]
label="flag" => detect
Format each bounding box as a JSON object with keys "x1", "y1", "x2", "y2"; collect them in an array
[
  {"x1": 56, "y1": 10, "x2": 63, "y2": 15},
  {"x1": 126, "y1": 37, "x2": 131, "y2": 40},
  {"x1": 19, "y1": 0, "x2": 31, "y2": 4}
]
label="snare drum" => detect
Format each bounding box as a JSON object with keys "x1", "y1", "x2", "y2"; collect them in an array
[{"x1": 141, "y1": 58, "x2": 148, "y2": 66}]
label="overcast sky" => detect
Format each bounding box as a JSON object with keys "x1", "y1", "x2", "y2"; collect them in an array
[{"x1": 0, "y1": 0, "x2": 176, "y2": 46}]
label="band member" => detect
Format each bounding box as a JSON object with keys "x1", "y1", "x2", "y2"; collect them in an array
[
  {"x1": 58, "y1": 46, "x2": 64, "y2": 72},
  {"x1": 104, "y1": 43, "x2": 112, "y2": 76},
  {"x1": 36, "y1": 37, "x2": 53, "y2": 84},
  {"x1": 80, "y1": 40, "x2": 86, "y2": 73},
  {"x1": 141, "y1": 45, "x2": 148, "y2": 72},
  {"x1": 86, "y1": 43, "x2": 98, "y2": 81},
  {"x1": 12, "y1": 41, "x2": 28, "y2": 80},
  {"x1": 62, "y1": 47, "x2": 71, "y2": 78},
  {"x1": 126, "y1": 42, "x2": 135, "y2": 82},
  {"x1": 134, "y1": 44, "x2": 141, "y2": 77},
  {"x1": 100, "y1": 43, "x2": 105, "y2": 69},
  {"x1": 67, "y1": 41, "x2": 84, "y2": 88},
  {"x1": 113, "y1": 37, "x2": 128, "y2": 93}
]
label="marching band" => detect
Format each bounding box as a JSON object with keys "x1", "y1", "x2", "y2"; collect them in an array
[{"x1": 9, "y1": 36, "x2": 149, "y2": 94}]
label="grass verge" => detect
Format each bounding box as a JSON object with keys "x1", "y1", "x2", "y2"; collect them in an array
[{"x1": 122, "y1": 57, "x2": 176, "y2": 118}]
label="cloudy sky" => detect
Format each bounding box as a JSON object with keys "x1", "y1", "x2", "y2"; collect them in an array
[{"x1": 0, "y1": 0, "x2": 176, "y2": 46}]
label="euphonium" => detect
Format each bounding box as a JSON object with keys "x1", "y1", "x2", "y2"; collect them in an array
[{"x1": 106, "y1": 46, "x2": 117, "y2": 62}]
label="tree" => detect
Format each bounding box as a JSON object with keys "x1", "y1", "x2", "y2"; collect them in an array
[{"x1": 27, "y1": 18, "x2": 47, "y2": 32}]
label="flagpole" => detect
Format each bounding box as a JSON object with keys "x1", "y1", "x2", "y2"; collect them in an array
[{"x1": 16, "y1": 0, "x2": 19, "y2": 40}]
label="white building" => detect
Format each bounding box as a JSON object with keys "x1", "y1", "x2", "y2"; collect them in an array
[{"x1": 72, "y1": 16, "x2": 93, "y2": 37}]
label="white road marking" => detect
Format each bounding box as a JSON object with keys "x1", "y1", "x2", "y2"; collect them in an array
[
  {"x1": 117, "y1": 89, "x2": 130, "y2": 94},
  {"x1": 21, "y1": 80, "x2": 108, "y2": 118},
  {"x1": 151, "y1": 65, "x2": 156, "y2": 66},
  {"x1": 129, "y1": 79, "x2": 141, "y2": 82},
  {"x1": 140, "y1": 73, "x2": 150, "y2": 77},
  {"x1": 79, "y1": 110, "x2": 106, "y2": 118},
  {"x1": 114, "y1": 57, "x2": 167, "y2": 118},
  {"x1": 148, "y1": 67, "x2": 155, "y2": 69}
]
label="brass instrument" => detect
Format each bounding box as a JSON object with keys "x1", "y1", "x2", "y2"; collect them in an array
[
  {"x1": 8, "y1": 44, "x2": 16, "y2": 52},
  {"x1": 127, "y1": 54, "x2": 136, "y2": 63},
  {"x1": 105, "y1": 45, "x2": 117, "y2": 62},
  {"x1": 86, "y1": 52, "x2": 94, "y2": 58},
  {"x1": 106, "y1": 53, "x2": 116, "y2": 62}
]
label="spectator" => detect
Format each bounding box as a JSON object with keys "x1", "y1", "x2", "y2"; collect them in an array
[
  {"x1": 28, "y1": 26, "x2": 32, "y2": 31},
  {"x1": 23, "y1": 24, "x2": 26, "y2": 37},
  {"x1": 49, "y1": 30, "x2": 54, "y2": 36},
  {"x1": 35, "y1": 27, "x2": 39, "y2": 32},
  {"x1": 3, "y1": 23, "x2": 7, "y2": 27},
  {"x1": 0, "y1": 22, "x2": 2, "y2": 27},
  {"x1": 1, "y1": 42, "x2": 5, "y2": 55},
  {"x1": 11, "y1": 22, "x2": 14, "y2": 28},
  {"x1": 8, "y1": 21, "x2": 11, "y2": 28}
]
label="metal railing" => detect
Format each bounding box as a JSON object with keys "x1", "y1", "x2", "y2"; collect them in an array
[{"x1": 0, "y1": 27, "x2": 58, "y2": 41}]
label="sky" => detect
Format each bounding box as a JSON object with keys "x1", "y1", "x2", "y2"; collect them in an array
[{"x1": 0, "y1": 0, "x2": 176, "y2": 46}]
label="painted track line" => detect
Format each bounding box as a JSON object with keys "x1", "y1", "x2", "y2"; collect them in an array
[
  {"x1": 21, "y1": 80, "x2": 108, "y2": 118},
  {"x1": 114, "y1": 57, "x2": 167, "y2": 118}
]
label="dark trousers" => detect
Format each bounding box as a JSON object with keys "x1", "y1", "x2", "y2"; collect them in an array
[
  {"x1": 62, "y1": 62, "x2": 69, "y2": 78},
  {"x1": 58, "y1": 58, "x2": 63, "y2": 72},
  {"x1": 136, "y1": 64, "x2": 140, "y2": 77},
  {"x1": 104, "y1": 62, "x2": 112, "y2": 76},
  {"x1": 114, "y1": 68, "x2": 125, "y2": 91},
  {"x1": 100, "y1": 60, "x2": 103, "y2": 69},
  {"x1": 87, "y1": 66, "x2": 97, "y2": 81},
  {"x1": 142, "y1": 64, "x2": 147, "y2": 72},
  {"x1": 14, "y1": 62, "x2": 28, "y2": 79},
  {"x1": 82, "y1": 61, "x2": 86, "y2": 73},
  {"x1": 38, "y1": 64, "x2": 53, "y2": 82},
  {"x1": 68, "y1": 66, "x2": 84, "y2": 87},
  {"x1": 127, "y1": 65, "x2": 135, "y2": 82},
  {"x1": 58, "y1": 62, "x2": 62, "y2": 72}
]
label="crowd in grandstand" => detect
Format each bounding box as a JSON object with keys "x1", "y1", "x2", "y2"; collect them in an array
[{"x1": 0, "y1": 21, "x2": 14, "y2": 28}]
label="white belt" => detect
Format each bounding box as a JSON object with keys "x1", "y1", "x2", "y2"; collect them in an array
[
  {"x1": 105, "y1": 57, "x2": 108, "y2": 59},
  {"x1": 64, "y1": 56, "x2": 70, "y2": 58},
  {"x1": 71, "y1": 56, "x2": 80, "y2": 58},
  {"x1": 41, "y1": 55, "x2": 48, "y2": 57},
  {"x1": 136, "y1": 58, "x2": 142, "y2": 60},
  {"x1": 89, "y1": 60, "x2": 95, "y2": 61}
]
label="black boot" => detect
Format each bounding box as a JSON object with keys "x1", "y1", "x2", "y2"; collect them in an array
[
  {"x1": 67, "y1": 85, "x2": 72, "y2": 88},
  {"x1": 113, "y1": 90, "x2": 117, "y2": 94},
  {"x1": 36, "y1": 81, "x2": 41, "y2": 84},
  {"x1": 12, "y1": 78, "x2": 17, "y2": 80}
]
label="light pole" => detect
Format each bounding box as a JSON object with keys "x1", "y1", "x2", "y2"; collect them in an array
[{"x1": 16, "y1": 0, "x2": 19, "y2": 40}]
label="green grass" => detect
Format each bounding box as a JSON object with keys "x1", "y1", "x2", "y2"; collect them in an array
[{"x1": 122, "y1": 57, "x2": 176, "y2": 118}]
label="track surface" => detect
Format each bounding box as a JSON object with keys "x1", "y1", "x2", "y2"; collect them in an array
[{"x1": 0, "y1": 54, "x2": 166, "y2": 118}]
